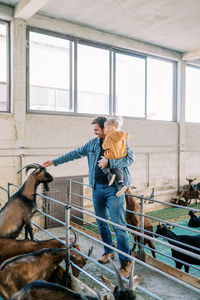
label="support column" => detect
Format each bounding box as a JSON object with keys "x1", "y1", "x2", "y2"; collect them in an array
[
  {"x1": 11, "y1": 18, "x2": 26, "y2": 148},
  {"x1": 177, "y1": 60, "x2": 186, "y2": 189},
  {"x1": 10, "y1": 18, "x2": 27, "y2": 183}
]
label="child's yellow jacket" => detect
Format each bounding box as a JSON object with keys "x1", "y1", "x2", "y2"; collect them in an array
[{"x1": 102, "y1": 130, "x2": 129, "y2": 159}]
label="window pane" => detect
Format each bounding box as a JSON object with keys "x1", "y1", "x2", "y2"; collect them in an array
[
  {"x1": 77, "y1": 44, "x2": 109, "y2": 114},
  {"x1": 186, "y1": 66, "x2": 200, "y2": 122},
  {"x1": 0, "y1": 22, "x2": 8, "y2": 111},
  {"x1": 115, "y1": 53, "x2": 145, "y2": 117},
  {"x1": 147, "y1": 58, "x2": 174, "y2": 121},
  {"x1": 29, "y1": 32, "x2": 71, "y2": 112}
]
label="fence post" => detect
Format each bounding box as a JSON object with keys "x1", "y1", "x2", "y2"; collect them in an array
[
  {"x1": 65, "y1": 203, "x2": 71, "y2": 276},
  {"x1": 65, "y1": 179, "x2": 72, "y2": 276},
  {"x1": 139, "y1": 195, "x2": 145, "y2": 260},
  {"x1": 67, "y1": 180, "x2": 72, "y2": 204},
  {"x1": 7, "y1": 183, "x2": 11, "y2": 200}
]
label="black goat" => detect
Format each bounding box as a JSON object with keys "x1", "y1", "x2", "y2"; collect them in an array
[
  {"x1": 188, "y1": 211, "x2": 200, "y2": 227},
  {"x1": 101, "y1": 259, "x2": 138, "y2": 300},
  {"x1": 155, "y1": 224, "x2": 200, "y2": 272},
  {"x1": 186, "y1": 178, "x2": 200, "y2": 191},
  {"x1": 9, "y1": 280, "x2": 99, "y2": 300},
  {"x1": 0, "y1": 163, "x2": 53, "y2": 239}
]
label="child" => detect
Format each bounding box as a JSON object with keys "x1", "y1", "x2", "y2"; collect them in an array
[{"x1": 102, "y1": 117, "x2": 129, "y2": 197}]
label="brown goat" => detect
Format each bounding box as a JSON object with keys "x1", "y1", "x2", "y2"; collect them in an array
[
  {"x1": 125, "y1": 190, "x2": 156, "y2": 258},
  {"x1": 0, "y1": 248, "x2": 66, "y2": 299},
  {"x1": 178, "y1": 190, "x2": 200, "y2": 205},
  {"x1": 0, "y1": 163, "x2": 53, "y2": 240},
  {"x1": 10, "y1": 260, "x2": 138, "y2": 300},
  {"x1": 0, "y1": 238, "x2": 92, "y2": 277}
]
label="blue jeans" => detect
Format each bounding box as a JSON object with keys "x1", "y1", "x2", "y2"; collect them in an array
[{"x1": 92, "y1": 183, "x2": 130, "y2": 262}]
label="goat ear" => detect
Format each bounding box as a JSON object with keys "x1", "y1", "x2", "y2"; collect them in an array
[
  {"x1": 101, "y1": 275, "x2": 115, "y2": 292},
  {"x1": 76, "y1": 244, "x2": 81, "y2": 251}
]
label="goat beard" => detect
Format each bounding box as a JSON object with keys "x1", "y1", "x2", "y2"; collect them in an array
[{"x1": 43, "y1": 182, "x2": 49, "y2": 191}]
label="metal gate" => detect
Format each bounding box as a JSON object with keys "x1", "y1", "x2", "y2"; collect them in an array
[{"x1": 44, "y1": 176, "x2": 84, "y2": 228}]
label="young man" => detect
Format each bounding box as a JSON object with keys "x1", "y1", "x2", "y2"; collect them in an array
[{"x1": 42, "y1": 116, "x2": 134, "y2": 278}]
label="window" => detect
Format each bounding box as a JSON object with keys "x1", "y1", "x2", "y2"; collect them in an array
[
  {"x1": 115, "y1": 52, "x2": 145, "y2": 117},
  {"x1": 147, "y1": 58, "x2": 174, "y2": 121},
  {"x1": 0, "y1": 21, "x2": 9, "y2": 112},
  {"x1": 186, "y1": 65, "x2": 200, "y2": 122},
  {"x1": 27, "y1": 28, "x2": 176, "y2": 121},
  {"x1": 28, "y1": 31, "x2": 71, "y2": 112},
  {"x1": 77, "y1": 44, "x2": 110, "y2": 114}
]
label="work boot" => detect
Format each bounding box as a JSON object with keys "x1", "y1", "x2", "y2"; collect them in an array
[
  {"x1": 116, "y1": 183, "x2": 127, "y2": 197},
  {"x1": 107, "y1": 173, "x2": 116, "y2": 186},
  {"x1": 98, "y1": 253, "x2": 115, "y2": 264},
  {"x1": 119, "y1": 260, "x2": 131, "y2": 278}
]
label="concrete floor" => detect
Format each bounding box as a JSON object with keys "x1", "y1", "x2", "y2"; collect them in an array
[{"x1": 34, "y1": 226, "x2": 200, "y2": 300}]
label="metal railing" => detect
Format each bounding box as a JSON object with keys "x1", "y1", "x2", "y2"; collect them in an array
[{"x1": 6, "y1": 180, "x2": 200, "y2": 299}]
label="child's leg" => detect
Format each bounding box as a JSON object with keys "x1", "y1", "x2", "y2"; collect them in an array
[
  {"x1": 113, "y1": 168, "x2": 127, "y2": 197},
  {"x1": 113, "y1": 167, "x2": 124, "y2": 183},
  {"x1": 103, "y1": 167, "x2": 116, "y2": 186},
  {"x1": 102, "y1": 167, "x2": 111, "y2": 176}
]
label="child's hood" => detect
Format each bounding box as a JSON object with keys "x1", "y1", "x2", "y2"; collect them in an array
[{"x1": 108, "y1": 131, "x2": 129, "y2": 143}]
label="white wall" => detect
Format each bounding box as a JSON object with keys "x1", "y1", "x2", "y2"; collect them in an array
[{"x1": 1, "y1": 7, "x2": 200, "y2": 208}]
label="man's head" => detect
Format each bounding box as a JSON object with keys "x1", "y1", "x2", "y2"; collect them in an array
[{"x1": 91, "y1": 116, "x2": 107, "y2": 139}]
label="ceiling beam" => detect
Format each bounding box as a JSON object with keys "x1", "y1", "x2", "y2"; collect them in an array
[
  {"x1": 182, "y1": 48, "x2": 200, "y2": 61},
  {"x1": 14, "y1": 0, "x2": 51, "y2": 20}
]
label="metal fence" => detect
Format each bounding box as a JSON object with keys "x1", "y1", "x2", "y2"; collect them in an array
[{"x1": 6, "y1": 180, "x2": 200, "y2": 299}]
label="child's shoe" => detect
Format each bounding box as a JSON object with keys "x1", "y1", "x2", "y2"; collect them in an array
[
  {"x1": 116, "y1": 183, "x2": 127, "y2": 197},
  {"x1": 107, "y1": 173, "x2": 116, "y2": 186}
]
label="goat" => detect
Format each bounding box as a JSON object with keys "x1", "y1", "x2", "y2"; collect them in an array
[
  {"x1": 188, "y1": 211, "x2": 200, "y2": 227},
  {"x1": 0, "y1": 248, "x2": 67, "y2": 299},
  {"x1": 0, "y1": 237, "x2": 92, "y2": 277},
  {"x1": 0, "y1": 163, "x2": 53, "y2": 240},
  {"x1": 9, "y1": 259, "x2": 138, "y2": 300},
  {"x1": 178, "y1": 190, "x2": 200, "y2": 205},
  {"x1": 171, "y1": 197, "x2": 187, "y2": 206},
  {"x1": 9, "y1": 280, "x2": 99, "y2": 300},
  {"x1": 125, "y1": 190, "x2": 156, "y2": 258},
  {"x1": 101, "y1": 259, "x2": 139, "y2": 300},
  {"x1": 155, "y1": 223, "x2": 200, "y2": 272},
  {"x1": 186, "y1": 178, "x2": 200, "y2": 191}
]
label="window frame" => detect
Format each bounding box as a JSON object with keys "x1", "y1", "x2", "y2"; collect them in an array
[
  {"x1": 26, "y1": 26, "x2": 177, "y2": 121},
  {"x1": 0, "y1": 20, "x2": 10, "y2": 113},
  {"x1": 185, "y1": 63, "x2": 200, "y2": 123}
]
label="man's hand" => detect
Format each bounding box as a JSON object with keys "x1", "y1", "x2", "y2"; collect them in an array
[
  {"x1": 42, "y1": 160, "x2": 53, "y2": 168},
  {"x1": 98, "y1": 156, "x2": 108, "y2": 169}
]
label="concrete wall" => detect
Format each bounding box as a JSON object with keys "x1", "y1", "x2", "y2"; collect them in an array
[{"x1": 1, "y1": 6, "x2": 200, "y2": 210}]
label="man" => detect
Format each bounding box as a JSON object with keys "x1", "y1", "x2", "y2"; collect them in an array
[{"x1": 42, "y1": 116, "x2": 134, "y2": 278}]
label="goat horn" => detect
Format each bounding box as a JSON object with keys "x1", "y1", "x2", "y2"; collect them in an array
[
  {"x1": 69, "y1": 227, "x2": 78, "y2": 247},
  {"x1": 128, "y1": 259, "x2": 135, "y2": 290},
  {"x1": 87, "y1": 245, "x2": 93, "y2": 257},
  {"x1": 17, "y1": 163, "x2": 41, "y2": 174},
  {"x1": 109, "y1": 258, "x2": 124, "y2": 289}
]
